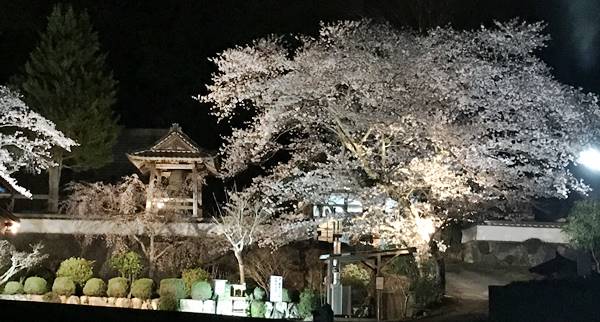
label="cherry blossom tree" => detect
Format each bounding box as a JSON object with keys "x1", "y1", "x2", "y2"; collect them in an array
[
  {"x1": 61, "y1": 175, "x2": 200, "y2": 277},
  {"x1": 0, "y1": 86, "x2": 76, "y2": 198},
  {"x1": 0, "y1": 241, "x2": 47, "y2": 286},
  {"x1": 213, "y1": 189, "x2": 269, "y2": 284},
  {"x1": 200, "y1": 20, "x2": 600, "y2": 259}
]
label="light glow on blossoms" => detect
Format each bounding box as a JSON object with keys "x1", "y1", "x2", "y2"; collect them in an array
[
  {"x1": 415, "y1": 216, "x2": 435, "y2": 242},
  {"x1": 578, "y1": 148, "x2": 600, "y2": 171}
]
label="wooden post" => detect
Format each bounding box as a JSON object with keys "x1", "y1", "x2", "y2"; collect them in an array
[
  {"x1": 146, "y1": 165, "x2": 156, "y2": 212},
  {"x1": 376, "y1": 253, "x2": 381, "y2": 321},
  {"x1": 192, "y1": 163, "x2": 198, "y2": 217}
]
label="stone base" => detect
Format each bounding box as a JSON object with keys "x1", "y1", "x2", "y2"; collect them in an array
[{"x1": 462, "y1": 240, "x2": 562, "y2": 267}]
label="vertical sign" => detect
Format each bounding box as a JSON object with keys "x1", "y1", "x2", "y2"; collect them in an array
[
  {"x1": 375, "y1": 276, "x2": 385, "y2": 290},
  {"x1": 214, "y1": 279, "x2": 227, "y2": 297},
  {"x1": 269, "y1": 275, "x2": 283, "y2": 302}
]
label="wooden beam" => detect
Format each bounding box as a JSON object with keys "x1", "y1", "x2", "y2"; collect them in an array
[
  {"x1": 145, "y1": 165, "x2": 156, "y2": 211},
  {"x1": 192, "y1": 163, "x2": 198, "y2": 217},
  {"x1": 361, "y1": 260, "x2": 377, "y2": 271},
  {"x1": 155, "y1": 163, "x2": 195, "y2": 170}
]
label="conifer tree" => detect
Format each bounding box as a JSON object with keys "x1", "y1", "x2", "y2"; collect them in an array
[{"x1": 20, "y1": 4, "x2": 119, "y2": 212}]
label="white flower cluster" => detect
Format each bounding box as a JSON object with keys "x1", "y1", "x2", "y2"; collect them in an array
[
  {"x1": 201, "y1": 20, "x2": 600, "y2": 253},
  {"x1": 0, "y1": 86, "x2": 76, "y2": 197}
]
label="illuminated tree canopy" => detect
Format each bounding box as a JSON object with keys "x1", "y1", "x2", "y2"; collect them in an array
[{"x1": 200, "y1": 20, "x2": 600, "y2": 255}]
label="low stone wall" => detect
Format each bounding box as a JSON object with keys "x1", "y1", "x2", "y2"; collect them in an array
[
  {"x1": 462, "y1": 239, "x2": 561, "y2": 267},
  {"x1": 0, "y1": 294, "x2": 158, "y2": 310}
]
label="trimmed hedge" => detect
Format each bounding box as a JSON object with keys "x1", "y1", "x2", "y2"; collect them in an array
[
  {"x1": 52, "y1": 277, "x2": 76, "y2": 296},
  {"x1": 190, "y1": 281, "x2": 212, "y2": 300},
  {"x1": 298, "y1": 289, "x2": 319, "y2": 319},
  {"x1": 253, "y1": 287, "x2": 266, "y2": 301},
  {"x1": 250, "y1": 300, "x2": 266, "y2": 317},
  {"x1": 282, "y1": 288, "x2": 291, "y2": 302},
  {"x1": 181, "y1": 268, "x2": 210, "y2": 296},
  {"x1": 131, "y1": 278, "x2": 154, "y2": 300},
  {"x1": 107, "y1": 277, "x2": 129, "y2": 298},
  {"x1": 159, "y1": 292, "x2": 178, "y2": 311},
  {"x1": 56, "y1": 257, "x2": 94, "y2": 286},
  {"x1": 3, "y1": 281, "x2": 23, "y2": 295},
  {"x1": 42, "y1": 291, "x2": 61, "y2": 303},
  {"x1": 83, "y1": 278, "x2": 106, "y2": 297},
  {"x1": 159, "y1": 278, "x2": 186, "y2": 300},
  {"x1": 24, "y1": 277, "x2": 48, "y2": 295}
]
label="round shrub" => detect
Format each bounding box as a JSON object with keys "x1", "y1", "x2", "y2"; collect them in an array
[
  {"x1": 253, "y1": 287, "x2": 266, "y2": 301},
  {"x1": 83, "y1": 278, "x2": 106, "y2": 297},
  {"x1": 109, "y1": 251, "x2": 143, "y2": 281},
  {"x1": 56, "y1": 257, "x2": 94, "y2": 286},
  {"x1": 52, "y1": 277, "x2": 76, "y2": 296},
  {"x1": 181, "y1": 268, "x2": 210, "y2": 296},
  {"x1": 298, "y1": 289, "x2": 319, "y2": 319},
  {"x1": 250, "y1": 300, "x2": 266, "y2": 317},
  {"x1": 42, "y1": 292, "x2": 61, "y2": 303},
  {"x1": 159, "y1": 278, "x2": 186, "y2": 300},
  {"x1": 190, "y1": 281, "x2": 212, "y2": 300},
  {"x1": 24, "y1": 276, "x2": 48, "y2": 295},
  {"x1": 3, "y1": 281, "x2": 23, "y2": 295},
  {"x1": 341, "y1": 264, "x2": 370, "y2": 289},
  {"x1": 131, "y1": 278, "x2": 154, "y2": 300},
  {"x1": 282, "y1": 288, "x2": 291, "y2": 302},
  {"x1": 159, "y1": 293, "x2": 178, "y2": 311},
  {"x1": 107, "y1": 277, "x2": 129, "y2": 298}
]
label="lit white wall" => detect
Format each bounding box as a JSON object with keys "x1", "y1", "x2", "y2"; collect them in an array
[
  {"x1": 15, "y1": 217, "x2": 218, "y2": 237},
  {"x1": 461, "y1": 224, "x2": 568, "y2": 244}
]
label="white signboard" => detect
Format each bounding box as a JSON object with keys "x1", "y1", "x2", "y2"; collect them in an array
[
  {"x1": 269, "y1": 275, "x2": 283, "y2": 302},
  {"x1": 375, "y1": 276, "x2": 385, "y2": 290},
  {"x1": 214, "y1": 279, "x2": 228, "y2": 297}
]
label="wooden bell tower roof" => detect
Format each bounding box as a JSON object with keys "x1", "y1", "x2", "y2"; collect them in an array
[{"x1": 127, "y1": 123, "x2": 217, "y2": 174}]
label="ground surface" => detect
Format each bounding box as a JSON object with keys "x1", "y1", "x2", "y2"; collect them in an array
[{"x1": 404, "y1": 261, "x2": 534, "y2": 322}]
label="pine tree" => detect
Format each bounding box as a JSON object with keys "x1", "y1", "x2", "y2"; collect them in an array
[{"x1": 20, "y1": 4, "x2": 119, "y2": 212}]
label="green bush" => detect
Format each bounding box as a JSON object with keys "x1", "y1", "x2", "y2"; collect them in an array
[
  {"x1": 56, "y1": 257, "x2": 94, "y2": 286},
  {"x1": 159, "y1": 278, "x2": 186, "y2": 300},
  {"x1": 109, "y1": 251, "x2": 143, "y2": 282},
  {"x1": 341, "y1": 264, "x2": 370, "y2": 289},
  {"x1": 386, "y1": 255, "x2": 420, "y2": 279},
  {"x1": 83, "y1": 278, "x2": 106, "y2": 297},
  {"x1": 190, "y1": 281, "x2": 212, "y2": 300},
  {"x1": 411, "y1": 276, "x2": 443, "y2": 309},
  {"x1": 298, "y1": 289, "x2": 318, "y2": 319},
  {"x1": 3, "y1": 281, "x2": 23, "y2": 295},
  {"x1": 42, "y1": 291, "x2": 61, "y2": 303},
  {"x1": 107, "y1": 277, "x2": 129, "y2": 298},
  {"x1": 282, "y1": 288, "x2": 291, "y2": 302},
  {"x1": 159, "y1": 292, "x2": 178, "y2": 311},
  {"x1": 250, "y1": 300, "x2": 266, "y2": 317},
  {"x1": 181, "y1": 268, "x2": 210, "y2": 296},
  {"x1": 24, "y1": 277, "x2": 48, "y2": 295},
  {"x1": 52, "y1": 277, "x2": 76, "y2": 296},
  {"x1": 131, "y1": 278, "x2": 154, "y2": 300},
  {"x1": 253, "y1": 287, "x2": 266, "y2": 301}
]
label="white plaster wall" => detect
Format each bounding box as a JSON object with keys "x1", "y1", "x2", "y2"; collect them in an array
[
  {"x1": 16, "y1": 217, "x2": 218, "y2": 237},
  {"x1": 461, "y1": 225, "x2": 568, "y2": 244}
]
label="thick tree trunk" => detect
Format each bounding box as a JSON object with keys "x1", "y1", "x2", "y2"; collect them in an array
[
  {"x1": 148, "y1": 236, "x2": 156, "y2": 278},
  {"x1": 47, "y1": 155, "x2": 63, "y2": 213},
  {"x1": 235, "y1": 251, "x2": 245, "y2": 284}
]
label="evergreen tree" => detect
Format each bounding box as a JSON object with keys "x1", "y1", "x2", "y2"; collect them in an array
[{"x1": 20, "y1": 4, "x2": 119, "y2": 212}]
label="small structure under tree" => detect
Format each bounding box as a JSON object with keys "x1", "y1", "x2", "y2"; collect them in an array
[{"x1": 127, "y1": 124, "x2": 217, "y2": 217}]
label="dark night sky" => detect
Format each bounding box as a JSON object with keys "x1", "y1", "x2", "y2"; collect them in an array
[
  {"x1": 1, "y1": 0, "x2": 600, "y2": 214},
  {"x1": 2, "y1": 0, "x2": 600, "y2": 148}
]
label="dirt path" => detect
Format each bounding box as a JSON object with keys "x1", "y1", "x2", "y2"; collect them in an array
[{"x1": 404, "y1": 262, "x2": 534, "y2": 322}]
